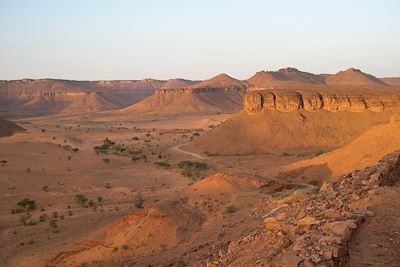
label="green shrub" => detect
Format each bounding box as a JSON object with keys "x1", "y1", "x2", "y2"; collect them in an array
[
  {"x1": 17, "y1": 198, "x2": 36, "y2": 211},
  {"x1": 154, "y1": 161, "x2": 171, "y2": 168},
  {"x1": 177, "y1": 160, "x2": 207, "y2": 169},
  {"x1": 74, "y1": 194, "x2": 88, "y2": 206}
]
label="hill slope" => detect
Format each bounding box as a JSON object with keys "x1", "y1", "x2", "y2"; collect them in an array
[
  {"x1": 247, "y1": 67, "x2": 325, "y2": 87},
  {"x1": 284, "y1": 120, "x2": 400, "y2": 180},
  {"x1": 187, "y1": 110, "x2": 393, "y2": 155},
  {"x1": 0, "y1": 118, "x2": 24, "y2": 137},
  {"x1": 121, "y1": 74, "x2": 247, "y2": 115},
  {"x1": 325, "y1": 68, "x2": 387, "y2": 86}
]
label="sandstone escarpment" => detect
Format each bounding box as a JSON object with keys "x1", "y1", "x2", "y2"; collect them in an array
[
  {"x1": 156, "y1": 86, "x2": 245, "y2": 95},
  {"x1": 244, "y1": 90, "x2": 400, "y2": 113}
]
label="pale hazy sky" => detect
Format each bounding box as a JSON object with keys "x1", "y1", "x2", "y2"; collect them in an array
[{"x1": 0, "y1": 0, "x2": 399, "y2": 80}]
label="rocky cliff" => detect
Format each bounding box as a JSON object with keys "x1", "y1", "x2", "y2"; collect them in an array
[{"x1": 244, "y1": 90, "x2": 400, "y2": 113}]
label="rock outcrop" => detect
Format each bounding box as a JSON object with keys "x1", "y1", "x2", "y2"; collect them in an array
[
  {"x1": 203, "y1": 151, "x2": 400, "y2": 266},
  {"x1": 244, "y1": 90, "x2": 400, "y2": 113}
]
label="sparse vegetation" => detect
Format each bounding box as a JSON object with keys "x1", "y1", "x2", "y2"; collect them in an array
[
  {"x1": 17, "y1": 198, "x2": 36, "y2": 212},
  {"x1": 178, "y1": 160, "x2": 208, "y2": 169},
  {"x1": 74, "y1": 194, "x2": 88, "y2": 207},
  {"x1": 42, "y1": 185, "x2": 49, "y2": 192},
  {"x1": 225, "y1": 205, "x2": 238, "y2": 213},
  {"x1": 281, "y1": 151, "x2": 292, "y2": 157},
  {"x1": 1, "y1": 160, "x2": 7, "y2": 166},
  {"x1": 39, "y1": 213, "x2": 48, "y2": 222},
  {"x1": 93, "y1": 138, "x2": 116, "y2": 153},
  {"x1": 49, "y1": 219, "x2": 59, "y2": 233},
  {"x1": 134, "y1": 193, "x2": 144, "y2": 209},
  {"x1": 154, "y1": 161, "x2": 171, "y2": 168}
]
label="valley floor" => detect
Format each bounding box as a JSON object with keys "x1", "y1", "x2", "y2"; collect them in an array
[{"x1": 0, "y1": 113, "x2": 399, "y2": 266}]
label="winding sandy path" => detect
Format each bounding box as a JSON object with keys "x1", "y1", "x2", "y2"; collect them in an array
[{"x1": 172, "y1": 143, "x2": 207, "y2": 160}]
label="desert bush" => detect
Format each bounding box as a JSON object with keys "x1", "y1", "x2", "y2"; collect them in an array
[
  {"x1": 192, "y1": 132, "x2": 200, "y2": 137},
  {"x1": 52, "y1": 211, "x2": 58, "y2": 218},
  {"x1": 225, "y1": 205, "x2": 238, "y2": 213},
  {"x1": 121, "y1": 244, "x2": 129, "y2": 250},
  {"x1": 177, "y1": 160, "x2": 207, "y2": 170},
  {"x1": 104, "y1": 182, "x2": 112, "y2": 189},
  {"x1": 19, "y1": 213, "x2": 34, "y2": 225},
  {"x1": 1, "y1": 160, "x2": 7, "y2": 166},
  {"x1": 97, "y1": 196, "x2": 103, "y2": 202},
  {"x1": 74, "y1": 194, "x2": 88, "y2": 207},
  {"x1": 134, "y1": 193, "x2": 144, "y2": 209},
  {"x1": 17, "y1": 198, "x2": 36, "y2": 212},
  {"x1": 154, "y1": 161, "x2": 171, "y2": 168},
  {"x1": 103, "y1": 158, "x2": 110, "y2": 163},
  {"x1": 49, "y1": 219, "x2": 58, "y2": 233},
  {"x1": 281, "y1": 151, "x2": 292, "y2": 157},
  {"x1": 72, "y1": 148, "x2": 79, "y2": 152},
  {"x1": 88, "y1": 200, "x2": 95, "y2": 207},
  {"x1": 131, "y1": 136, "x2": 139, "y2": 141},
  {"x1": 93, "y1": 138, "x2": 115, "y2": 152},
  {"x1": 42, "y1": 185, "x2": 49, "y2": 192},
  {"x1": 39, "y1": 214, "x2": 48, "y2": 222}
]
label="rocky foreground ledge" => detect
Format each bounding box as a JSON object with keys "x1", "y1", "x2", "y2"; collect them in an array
[
  {"x1": 244, "y1": 90, "x2": 400, "y2": 113},
  {"x1": 202, "y1": 151, "x2": 400, "y2": 266}
]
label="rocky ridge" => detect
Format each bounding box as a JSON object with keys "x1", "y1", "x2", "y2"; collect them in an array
[
  {"x1": 202, "y1": 151, "x2": 400, "y2": 266},
  {"x1": 244, "y1": 90, "x2": 400, "y2": 113}
]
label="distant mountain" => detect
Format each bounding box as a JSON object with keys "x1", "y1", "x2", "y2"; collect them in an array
[
  {"x1": 247, "y1": 67, "x2": 325, "y2": 87},
  {"x1": 325, "y1": 68, "x2": 387, "y2": 86},
  {"x1": 160, "y1": 79, "x2": 198, "y2": 89},
  {"x1": 381, "y1": 77, "x2": 400, "y2": 87},
  {"x1": 121, "y1": 73, "x2": 247, "y2": 115},
  {"x1": 0, "y1": 79, "x2": 165, "y2": 116},
  {"x1": 190, "y1": 73, "x2": 248, "y2": 90}
]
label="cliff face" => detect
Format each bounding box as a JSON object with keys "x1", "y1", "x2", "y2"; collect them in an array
[
  {"x1": 155, "y1": 86, "x2": 246, "y2": 95},
  {"x1": 244, "y1": 90, "x2": 400, "y2": 113}
]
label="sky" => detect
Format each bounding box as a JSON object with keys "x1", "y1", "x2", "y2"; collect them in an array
[{"x1": 0, "y1": 0, "x2": 399, "y2": 80}]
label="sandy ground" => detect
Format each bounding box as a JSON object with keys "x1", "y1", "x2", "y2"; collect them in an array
[
  {"x1": 0, "y1": 113, "x2": 306, "y2": 267},
  {"x1": 1, "y1": 112, "x2": 398, "y2": 266}
]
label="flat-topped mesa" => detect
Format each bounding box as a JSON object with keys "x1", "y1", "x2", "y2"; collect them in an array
[
  {"x1": 155, "y1": 86, "x2": 246, "y2": 95},
  {"x1": 244, "y1": 90, "x2": 400, "y2": 113}
]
